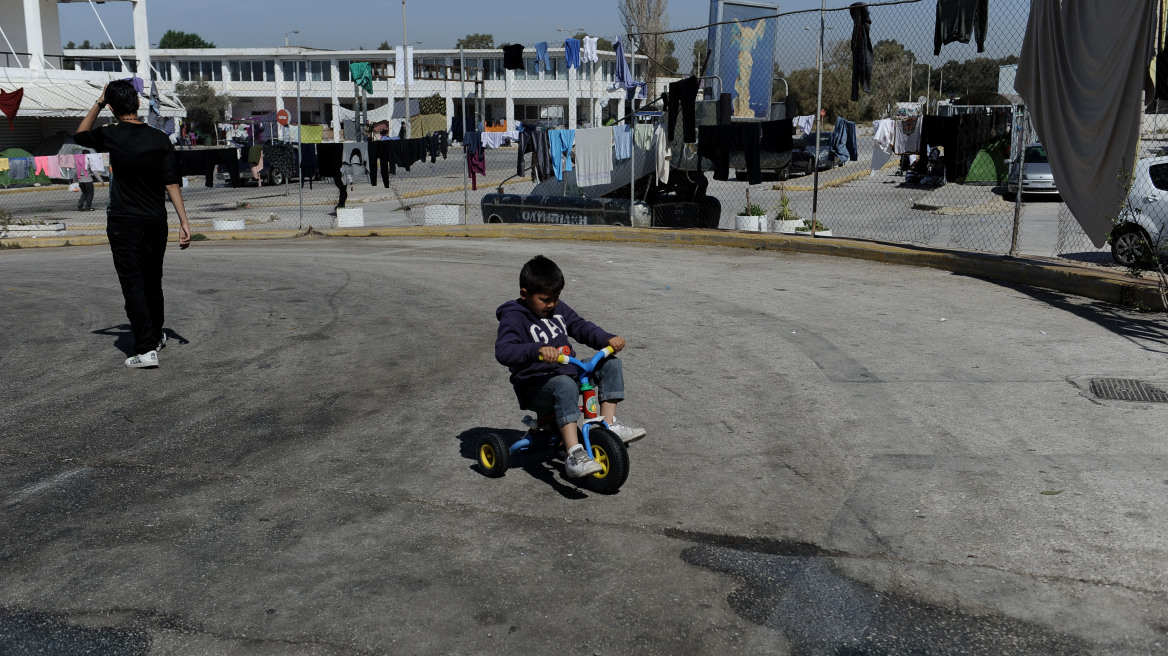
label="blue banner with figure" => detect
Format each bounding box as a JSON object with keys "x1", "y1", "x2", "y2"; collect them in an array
[{"x1": 706, "y1": 1, "x2": 777, "y2": 119}]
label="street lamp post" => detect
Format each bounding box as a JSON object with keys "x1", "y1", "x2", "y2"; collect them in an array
[{"x1": 285, "y1": 30, "x2": 299, "y2": 47}]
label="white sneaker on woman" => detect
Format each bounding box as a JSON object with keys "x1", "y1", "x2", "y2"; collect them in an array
[{"x1": 125, "y1": 350, "x2": 158, "y2": 368}]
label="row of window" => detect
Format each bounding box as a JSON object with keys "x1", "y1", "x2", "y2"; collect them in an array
[{"x1": 80, "y1": 57, "x2": 636, "y2": 85}]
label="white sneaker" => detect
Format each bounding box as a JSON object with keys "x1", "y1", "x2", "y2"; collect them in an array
[
  {"x1": 125, "y1": 350, "x2": 159, "y2": 368},
  {"x1": 564, "y1": 446, "x2": 603, "y2": 477},
  {"x1": 607, "y1": 418, "x2": 646, "y2": 444}
]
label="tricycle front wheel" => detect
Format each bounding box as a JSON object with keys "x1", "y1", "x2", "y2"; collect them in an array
[
  {"x1": 580, "y1": 426, "x2": 629, "y2": 494},
  {"x1": 477, "y1": 434, "x2": 510, "y2": 477}
]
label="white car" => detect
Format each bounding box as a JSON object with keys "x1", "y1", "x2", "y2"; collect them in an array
[
  {"x1": 1111, "y1": 155, "x2": 1168, "y2": 267},
  {"x1": 1006, "y1": 143, "x2": 1058, "y2": 198}
]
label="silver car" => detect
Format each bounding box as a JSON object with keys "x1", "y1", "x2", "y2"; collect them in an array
[
  {"x1": 1006, "y1": 143, "x2": 1058, "y2": 198},
  {"x1": 1111, "y1": 155, "x2": 1168, "y2": 267}
]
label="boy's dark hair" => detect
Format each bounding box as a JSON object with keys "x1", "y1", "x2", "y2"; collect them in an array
[
  {"x1": 105, "y1": 80, "x2": 139, "y2": 118},
  {"x1": 520, "y1": 255, "x2": 565, "y2": 295}
]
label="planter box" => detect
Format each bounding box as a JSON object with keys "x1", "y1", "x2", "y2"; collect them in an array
[
  {"x1": 422, "y1": 205, "x2": 462, "y2": 225},
  {"x1": 734, "y1": 215, "x2": 767, "y2": 232},
  {"x1": 773, "y1": 219, "x2": 803, "y2": 234},
  {"x1": 0, "y1": 223, "x2": 65, "y2": 238},
  {"x1": 212, "y1": 218, "x2": 247, "y2": 231},
  {"x1": 335, "y1": 207, "x2": 364, "y2": 228}
]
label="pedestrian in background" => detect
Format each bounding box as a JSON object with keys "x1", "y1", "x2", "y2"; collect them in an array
[{"x1": 74, "y1": 80, "x2": 192, "y2": 369}]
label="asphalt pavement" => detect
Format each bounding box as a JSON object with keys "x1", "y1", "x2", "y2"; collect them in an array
[{"x1": 2, "y1": 237, "x2": 1167, "y2": 654}]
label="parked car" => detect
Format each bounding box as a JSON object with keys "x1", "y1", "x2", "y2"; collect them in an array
[
  {"x1": 1005, "y1": 143, "x2": 1058, "y2": 199},
  {"x1": 790, "y1": 132, "x2": 839, "y2": 175},
  {"x1": 1110, "y1": 155, "x2": 1168, "y2": 267}
]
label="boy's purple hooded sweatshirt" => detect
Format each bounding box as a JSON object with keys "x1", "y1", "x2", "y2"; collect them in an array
[{"x1": 495, "y1": 298, "x2": 615, "y2": 407}]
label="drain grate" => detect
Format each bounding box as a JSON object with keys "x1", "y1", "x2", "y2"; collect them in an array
[{"x1": 1090, "y1": 378, "x2": 1168, "y2": 403}]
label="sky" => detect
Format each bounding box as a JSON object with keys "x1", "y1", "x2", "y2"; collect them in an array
[{"x1": 58, "y1": 0, "x2": 1027, "y2": 68}]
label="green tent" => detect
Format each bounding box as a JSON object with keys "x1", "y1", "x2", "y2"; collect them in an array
[
  {"x1": 0, "y1": 147, "x2": 52, "y2": 186},
  {"x1": 963, "y1": 137, "x2": 1010, "y2": 184}
]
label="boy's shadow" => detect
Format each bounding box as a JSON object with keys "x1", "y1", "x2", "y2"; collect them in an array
[
  {"x1": 455, "y1": 427, "x2": 588, "y2": 500},
  {"x1": 91, "y1": 325, "x2": 189, "y2": 356}
]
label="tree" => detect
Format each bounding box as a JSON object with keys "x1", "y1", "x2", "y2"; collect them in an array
[
  {"x1": 457, "y1": 33, "x2": 495, "y2": 49},
  {"x1": 80, "y1": 39, "x2": 92, "y2": 49},
  {"x1": 65, "y1": 40, "x2": 76, "y2": 49},
  {"x1": 175, "y1": 80, "x2": 231, "y2": 141},
  {"x1": 691, "y1": 39, "x2": 707, "y2": 76},
  {"x1": 158, "y1": 30, "x2": 215, "y2": 49},
  {"x1": 619, "y1": 0, "x2": 675, "y2": 86},
  {"x1": 377, "y1": 41, "x2": 391, "y2": 50},
  {"x1": 936, "y1": 55, "x2": 1018, "y2": 99}
]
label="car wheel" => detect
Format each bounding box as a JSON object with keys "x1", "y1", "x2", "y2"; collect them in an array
[
  {"x1": 487, "y1": 215, "x2": 503, "y2": 224},
  {"x1": 269, "y1": 169, "x2": 285, "y2": 186},
  {"x1": 777, "y1": 164, "x2": 790, "y2": 181},
  {"x1": 1111, "y1": 225, "x2": 1153, "y2": 268}
]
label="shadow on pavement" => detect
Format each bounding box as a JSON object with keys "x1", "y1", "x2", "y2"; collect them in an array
[{"x1": 455, "y1": 427, "x2": 588, "y2": 500}]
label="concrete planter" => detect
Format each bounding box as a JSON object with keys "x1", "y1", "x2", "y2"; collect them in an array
[
  {"x1": 0, "y1": 223, "x2": 65, "y2": 238},
  {"x1": 734, "y1": 215, "x2": 767, "y2": 232},
  {"x1": 335, "y1": 207, "x2": 364, "y2": 228},
  {"x1": 212, "y1": 218, "x2": 247, "y2": 231},
  {"x1": 773, "y1": 219, "x2": 803, "y2": 234},
  {"x1": 422, "y1": 205, "x2": 462, "y2": 225}
]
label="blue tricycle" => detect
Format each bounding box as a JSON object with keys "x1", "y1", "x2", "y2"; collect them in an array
[{"x1": 477, "y1": 346, "x2": 631, "y2": 494}]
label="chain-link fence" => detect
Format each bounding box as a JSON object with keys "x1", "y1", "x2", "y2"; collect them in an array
[
  {"x1": 3, "y1": 2, "x2": 1166, "y2": 272},
  {"x1": 620, "y1": 0, "x2": 1167, "y2": 265}
]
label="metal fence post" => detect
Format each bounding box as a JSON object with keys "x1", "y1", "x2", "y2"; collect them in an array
[
  {"x1": 1010, "y1": 104, "x2": 1026, "y2": 257},
  {"x1": 461, "y1": 46, "x2": 468, "y2": 224},
  {"x1": 296, "y1": 64, "x2": 303, "y2": 230}
]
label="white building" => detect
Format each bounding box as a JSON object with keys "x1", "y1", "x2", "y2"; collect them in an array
[
  {"x1": 0, "y1": 0, "x2": 183, "y2": 151},
  {"x1": 65, "y1": 44, "x2": 652, "y2": 140}
]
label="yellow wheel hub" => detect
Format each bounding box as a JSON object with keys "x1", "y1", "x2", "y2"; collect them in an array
[
  {"x1": 590, "y1": 446, "x2": 610, "y2": 478},
  {"x1": 479, "y1": 444, "x2": 496, "y2": 468}
]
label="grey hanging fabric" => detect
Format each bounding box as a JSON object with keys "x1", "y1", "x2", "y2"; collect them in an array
[
  {"x1": 934, "y1": 0, "x2": 988, "y2": 56},
  {"x1": 1015, "y1": 0, "x2": 1159, "y2": 247},
  {"x1": 850, "y1": 3, "x2": 873, "y2": 101}
]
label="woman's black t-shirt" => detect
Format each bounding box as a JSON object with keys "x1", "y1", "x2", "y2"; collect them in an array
[{"x1": 74, "y1": 122, "x2": 180, "y2": 220}]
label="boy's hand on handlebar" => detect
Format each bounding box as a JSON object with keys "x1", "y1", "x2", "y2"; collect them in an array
[
  {"x1": 607, "y1": 336, "x2": 626, "y2": 353},
  {"x1": 538, "y1": 346, "x2": 561, "y2": 362}
]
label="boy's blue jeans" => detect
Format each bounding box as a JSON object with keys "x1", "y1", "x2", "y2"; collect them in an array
[{"x1": 525, "y1": 357, "x2": 625, "y2": 428}]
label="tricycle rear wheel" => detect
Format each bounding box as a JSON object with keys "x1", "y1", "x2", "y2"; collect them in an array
[
  {"x1": 477, "y1": 433, "x2": 510, "y2": 477},
  {"x1": 580, "y1": 426, "x2": 629, "y2": 494}
]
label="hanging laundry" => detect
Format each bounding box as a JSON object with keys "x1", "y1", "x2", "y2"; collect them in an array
[
  {"x1": 575, "y1": 127, "x2": 614, "y2": 187},
  {"x1": 300, "y1": 125, "x2": 324, "y2": 143},
  {"x1": 0, "y1": 158, "x2": 8, "y2": 172},
  {"x1": 548, "y1": 129, "x2": 575, "y2": 181},
  {"x1": 9, "y1": 157, "x2": 30, "y2": 179},
  {"x1": 1016, "y1": 0, "x2": 1159, "y2": 247},
  {"x1": 653, "y1": 123, "x2": 671, "y2": 184},
  {"x1": 464, "y1": 131, "x2": 483, "y2": 157},
  {"x1": 502, "y1": 44, "x2": 525, "y2": 71},
  {"x1": 830, "y1": 117, "x2": 858, "y2": 164},
  {"x1": 850, "y1": 2, "x2": 873, "y2": 101},
  {"x1": 517, "y1": 127, "x2": 554, "y2": 181},
  {"x1": 613, "y1": 124, "x2": 633, "y2": 161},
  {"x1": 698, "y1": 124, "x2": 763, "y2": 184},
  {"x1": 86, "y1": 152, "x2": 105, "y2": 172},
  {"x1": 0, "y1": 88, "x2": 23, "y2": 130},
  {"x1": 467, "y1": 149, "x2": 486, "y2": 190},
  {"x1": 34, "y1": 155, "x2": 63, "y2": 178},
  {"x1": 893, "y1": 117, "x2": 920, "y2": 155},
  {"x1": 564, "y1": 38, "x2": 582, "y2": 69},
  {"x1": 633, "y1": 124, "x2": 654, "y2": 151},
  {"x1": 872, "y1": 118, "x2": 895, "y2": 154},
  {"x1": 582, "y1": 37, "x2": 600, "y2": 64},
  {"x1": 481, "y1": 132, "x2": 511, "y2": 149},
  {"x1": 613, "y1": 39, "x2": 647, "y2": 100},
  {"x1": 148, "y1": 81, "x2": 162, "y2": 129},
  {"x1": 793, "y1": 115, "x2": 816, "y2": 135},
  {"x1": 534, "y1": 42, "x2": 551, "y2": 73},
  {"x1": 760, "y1": 118, "x2": 793, "y2": 153},
  {"x1": 934, "y1": 0, "x2": 988, "y2": 56},
  {"x1": 667, "y1": 77, "x2": 700, "y2": 143},
  {"x1": 350, "y1": 62, "x2": 374, "y2": 93}
]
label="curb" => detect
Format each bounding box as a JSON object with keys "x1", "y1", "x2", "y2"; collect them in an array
[{"x1": 3, "y1": 224, "x2": 1161, "y2": 311}]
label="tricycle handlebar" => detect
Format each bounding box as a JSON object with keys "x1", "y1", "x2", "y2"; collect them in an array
[{"x1": 539, "y1": 345, "x2": 615, "y2": 373}]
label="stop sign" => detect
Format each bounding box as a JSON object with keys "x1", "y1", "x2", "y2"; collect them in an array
[{"x1": 276, "y1": 109, "x2": 290, "y2": 126}]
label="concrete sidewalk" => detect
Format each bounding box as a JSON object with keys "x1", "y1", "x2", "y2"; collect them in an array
[{"x1": 4, "y1": 223, "x2": 1162, "y2": 312}]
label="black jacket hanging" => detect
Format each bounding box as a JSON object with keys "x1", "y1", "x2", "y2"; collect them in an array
[
  {"x1": 850, "y1": 3, "x2": 873, "y2": 101},
  {"x1": 502, "y1": 44, "x2": 525, "y2": 70},
  {"x1": 934, "y1": 0, "x2": 988, "y2": 56}
]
